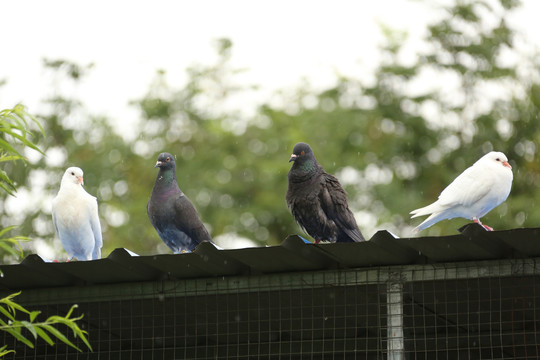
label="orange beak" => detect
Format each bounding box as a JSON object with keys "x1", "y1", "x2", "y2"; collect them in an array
[
  {"x1": 77, "y1": 176, "x2": 84, "y2": 185},
  {"x1": 503, "y1": 161, "x2": 512, "y2": 169}
]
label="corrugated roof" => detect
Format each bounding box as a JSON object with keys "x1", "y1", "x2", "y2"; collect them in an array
[{"x1": 1, "y1": 223, "x2": 539, "y2": 292}]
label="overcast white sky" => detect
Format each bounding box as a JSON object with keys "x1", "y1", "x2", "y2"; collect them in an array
[{"x1": 1, "y1": 0, "x2": 539, "y2": 133}]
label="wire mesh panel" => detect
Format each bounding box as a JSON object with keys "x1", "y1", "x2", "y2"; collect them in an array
[
  {"x1": 403, "y1": 265, "x2": 540, "y2": 359},
  {"x1": 1, "y1": 272, "x2": 386, "y2": 359},
  {"x1": 1, "y1": 258, "x2": 540, "y2": 359}
]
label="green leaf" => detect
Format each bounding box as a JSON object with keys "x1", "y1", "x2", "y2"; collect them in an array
[
  {"x1": 4, "y1": 325, "x2": 34, "y2": 348},
  {"x1": 0, "y1": 241, "x2": 23, "y2": 259},
  {"x1": 0, "y1": 344, "x2": 16, "y2": 357},
  {"x1": 0, "y1": 138, "x2": 21, "y2": 158},
  {"x1": 34, "y1": 326, "x2": 54, "y2": 346},
  {"x1": 1, "y1": 298, "x2": 31, "y2": 315},
  {"x1": 40, "y1": 324, "x2": 81, "y2": 352},
  {"x1": 0, "y1": 154, "x2": 23, "y2": 163},
  {"x1": 20, "y1": 321, "x2": 37, "y2": 339},
  {"x1": 0, "y1": 225, "x2": 17, "y2": 238},
  {"x1": 0, "y1": 305, "x2": 16, "y2": 321},
  {"x1": 29, "y1": 310, "x2": 41, "y2": 322}
]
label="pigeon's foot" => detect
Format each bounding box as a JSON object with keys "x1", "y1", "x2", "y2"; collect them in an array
[
  {"x1": 473, "y1": 218, "x2": 493, "y2": 231},
  {"x1": 314, "y1": 240, "x2": 321, "y2": 244},
  {"x1": 482, "y1": 224, "x2": 494, "y2": 231}
]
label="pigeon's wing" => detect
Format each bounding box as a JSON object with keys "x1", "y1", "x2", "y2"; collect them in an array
[
  {"x1": 51, "y1": 202, "x2": 60, "y2": 235},
  {"x1": 411, "y1": 163, "x2": 498, "y2": 232},
  {"x1": 320, "y1": 173, "x2": 365, "y2": 242},
  {"x1": 437, "y1": 165, "x2": 494, "y2": 208},
  {"x1": 88, "y1": 195, "x2": 102, "y2": 260},
  {"x1": 173, "y1": 193, "x2": 212, "y2": 246},
  {"x1": 286, "y1": 181, "x2": 334, "y2": 241},
  {"x1": 51, "y1": 198, "x2": 75, "y2": 258}
]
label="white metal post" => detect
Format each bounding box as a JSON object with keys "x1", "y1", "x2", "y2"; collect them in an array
[{"x1": 387, "y1": 274, "x2": 404, "y2": 360}]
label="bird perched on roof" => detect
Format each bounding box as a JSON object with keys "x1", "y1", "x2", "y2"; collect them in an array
[
  {"x1": 147, "y1": 152, "x2": 213, "y2": 253},
  {"x1": 52, "y1": 167, "x2": 103, "y2": 261},
  {"x1": 410, "y1": 151, "x2": 513, "y2": 232},
  {"x1": 286, "y1": 142, "x2": 365, "y2": 243}
]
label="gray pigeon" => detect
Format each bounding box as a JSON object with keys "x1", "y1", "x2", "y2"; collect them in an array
[
  {"x1": 147, "y1": 152, "x2": 213, "y2": 253},
  {"x1": 286, "y1": 142, "x2": 365, "y2": 243},
  {"x1": 52, "y1": 167, "x2": 102, "y2": 260}
]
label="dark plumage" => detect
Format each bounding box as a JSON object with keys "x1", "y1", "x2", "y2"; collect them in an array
[
  {"x1": 147, "y1": 152, "x2": 213, "y2": 253},
  {"x1": 286, "y1": 142, "x2": 365, "y2": 243}
]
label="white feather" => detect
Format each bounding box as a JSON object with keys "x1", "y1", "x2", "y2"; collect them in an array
[{"x1": 51, "y1": 167, "x2": 103, "y2": 260}]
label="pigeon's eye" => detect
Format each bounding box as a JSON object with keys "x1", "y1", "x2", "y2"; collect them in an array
[
  {"x1": 71, "y1": 172, "x2": 75, "y2": 176},
  {"x1": 166, "y1": 157, "x2": 170, "y2": 162},
  {"x1": 301, "y1": 150, "x2": 305, "y2": 156},
  {"x1": 496, "y1": 158, "x2": 500, "y2": 161}
]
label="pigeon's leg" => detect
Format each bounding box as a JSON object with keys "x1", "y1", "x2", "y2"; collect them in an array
[
  {"x1": 473, "y1": 218, "x2": 493, "y2": 231},
  {"x1": 314, "y1": 239, "x2": 321, "y2": 244},
  {"x1": 482, "y1": 224, "x2": 494, "y2": 231}
]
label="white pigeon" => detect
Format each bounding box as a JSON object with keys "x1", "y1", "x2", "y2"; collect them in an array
[
  {"x1": 410, "y1": 151, "x2": 513, "y2": 232},
  {"x1": 52, "y1": 167, "x2": 103, "y2": 260}
]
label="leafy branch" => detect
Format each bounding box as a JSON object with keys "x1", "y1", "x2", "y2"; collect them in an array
[
  {"x1": 0, "y1": 292, "x2": 92, "y2": 352},
  {"x1": 0, "y1": 226, "x2": 30, "y2": 260},
  {"x1": 0, "y1": 104, "x2": 45, "y2": 196}
]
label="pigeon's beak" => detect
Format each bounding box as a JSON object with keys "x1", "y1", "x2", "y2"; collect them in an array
[
  {"x1": 289, "y1": 154, "x2": 297, "y2": 162},
  {"x1": 77, "y1": 176, "x2": 84, "y2": 186},
  {"x1": 154, "y1": 160, "x2": 162, "y2": 168},
  {"x1": 503, "y1": 161, "x2": 512, "y2": 169}
]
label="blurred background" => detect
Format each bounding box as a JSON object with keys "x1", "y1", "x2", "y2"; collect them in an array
[{"x1": 0, "y1": 0, "x2": 539, "y2": 261}]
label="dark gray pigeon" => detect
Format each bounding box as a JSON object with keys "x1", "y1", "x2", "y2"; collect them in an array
[
  {"x1": 147, "y1": 152, "x2": 213, "y2": 253},
  {"x1": 286, "y1": 142, "x2": 365, "y2": 243}
]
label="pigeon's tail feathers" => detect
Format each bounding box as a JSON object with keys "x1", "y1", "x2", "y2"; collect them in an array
[
  {"x1": 410, "y1": 200, "x2": 453, "y2": 232},
  {"x1": 92, "y1": 245, "x2": 101, "y2": 260},
  {"x1": 412, "y1": 211, "x2": 449, "y2": 232},
  {"x1": 342, "y1": 226, "x2": 366, "y2": 242},
  {"x1": 410, "y1": 201, "x2": 446, "y2": 219}
]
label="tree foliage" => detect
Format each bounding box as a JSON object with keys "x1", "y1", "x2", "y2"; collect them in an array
[{"x1": 1, "y1": 0, "x2": 539, "y2": 260}]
